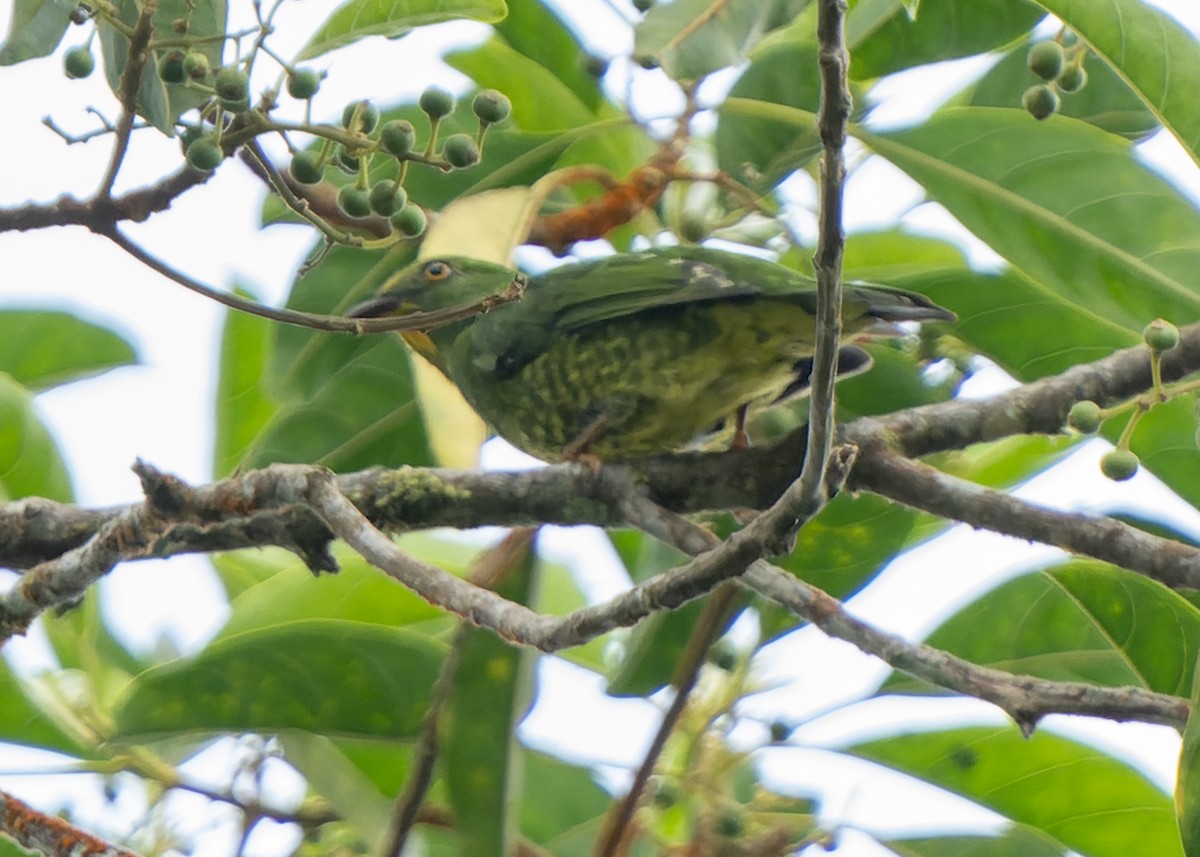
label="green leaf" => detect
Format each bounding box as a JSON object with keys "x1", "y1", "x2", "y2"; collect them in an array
[
  {"x1": 964, "y1": 43, "x2": 1157, "y2": 140},
  {"x1": 0, "y1": 310, "x2": 137, "y2": 391},
  {"x1": 447, "y1": 37, "x2": 595, "y2": 130},
  {"x1": 1121, "y1": 394, "x2": 1200, "y2": 514},
  {"x1": 42, "y1": 590, "x2": 146, "y2": 707},
  {"x1": 862, "y1": 108, "x2": 1200, "y2": 330},
  {"x1": 519, "y1": 751, "x2": 611, "y2": 847},
  {"x1": 1177, "y1": 655, "x2": 1200, "y2": 855},
  {"x1": 1034, "y1": 0, "x2": 1200, "y2": 167},
  {"x1": 635, "y1": 0, "x2": 802, "y2": 81},
  {"x1": 212, "y1": 288, "x2": 277, "y2": 478},
  {"x1": 0, "y1": 658, "x2": 89, "y2": 756},
  {"x1": 0, "y1": 0, "x2": 74, "y2": 65},
  {"x1": 848, "y1": 0, "x2": 1042, "y2": 80},
  {"x1": 882, "y1": 560, "x2": 1200, "y2": 697},
  {"x1": 883, "y1": 826, "x2": 1070, "y2": 856},
  {"x1": 442, "y1": 532, "x2": 539, "y2": 857},
  {"x1": 847, "y1": 726, "x2": 1182, "y2": 857},
  {"x1": 112, "y1": 619, "x2": 445, "y2": 740},
  {"x1": 0, "y1": 373, "x2": 72, "y2": 502},
  {"x1": 493, "y1": 0, "x2": 604, "y2": 111},
  {"x1": 299, "y1": 0, "x2": 508, "y2": 60},
  {"x1": 96, "y1": 0, "x2": 227, "y2": 134},
  {"x1": 714, "y1": 37, "x2": 822, "y2": 191}
]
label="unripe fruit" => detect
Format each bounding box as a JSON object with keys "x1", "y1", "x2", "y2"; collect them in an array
[
  {"x1": 1067, "y1": 400, "x2": 1102, "y2": 434},
  {"x1": 650, "y1": 779, "x2": 679, "y2": 808},
  {"x1": 442, "y1": 133, "x2": 480, "y2": 168},
  {"x1": 342, "y1": 99, "x2": 380, "y2": 134},
  {"x1": 472, "y1": 89, "x2": 511, "y2": 125},
  {"x1": 715, "y1": 809, "x2": 745, "y2": 838},
  {"x1": 182, "y1": 50, "x2": 210, "y2": 80},
  {"x1": 1057, "y1": 64, "x2": 1088, "y2": 93},
  {"x1": 337, "y1": 185, "x2": 372, "y2": 219},
  {"x1": 289, "y1": 151, "x2": 324, "y2": 185},
  {"x1": 1100, "y1": 449, "x2": 1139, "y2": 482},
  {"x1": 215, "y1": 66, "x2": 249, "y2": 111},
  {"x1": 380, "y1": 120, "x2": 417, "y2": 157},
  {"x1": 159, "y1": 50, "x2": 186, "y2": 83},
  {"x1": 1022, "y1": 84, "x2": 1059, "y2": 120},
  {"x1": 708, "y1": 641, "x2": 737, "y2": 671},
  {"x1": 768, "y1": 720, "x2": 793, "y2": 743},
  {"x1": 633, "y1": 0, "x2": 654, "y2": 11},
  {"x1": 185, "y1": 138, "x2": 223, "y2": 172},
  {"x1": 63, "y1": 46, "x2": 95, "y2": 79},
  {"x1": 1142, "y1": 318, "x2": 1180, "y2": 352},
  {"x1": 390, "y1": 204, "x2": 427, "y2": 237},
  {"x1": 419, "y1": 86, "x2": 455, "y2": 120},
  {"x1": 369, "y1": 180, "x2": 406, "y2": 216},
  {"x1": 679, "y1": 211, "x2": 707, "y2": 244},
  {"x1": 178, "y1": 123, "x2": 204, "y2": 154},
  {"x1": 286, "y1": 68, "x2": 321, "y2": 99},
  {"x1": 1027, "y1": 41, "x2": 1065, "y2": 81},
  {"x1": 333, "y1": 148, "x2": 360, "y2": 175}
]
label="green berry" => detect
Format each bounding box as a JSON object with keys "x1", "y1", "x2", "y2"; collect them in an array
[
  {"x1": 380, "y1": 120, "x2": 417, "y2": 157},
  {"x1": 442, "y1": 133, "x2": 480, "y2": 168},
  {"x1": 333, "y1": 148, "x2": 360, "y2": 175},
  {"x1": 158, "y1": 50, "x2": 186, "y2": 83},
  {"x1": 650, "y1": 779, "x2": 679, "y2": 808},
  {"x1": 342, "y1": 100, "x2": 380, "y2": 134},
  {"x1": 1100, "y1": 449, "x2": 1139, "y2": 482},
  {"x1": 69, "y1": 5, "x2": 92, "y2": 25},
  {"x1": 185, "y1": 138, "x2": 223, "y2": 172},
  {"x1": 715, "y1": 809, "x2": 744, "y2": 838},
  {"x1": 178, "y1": 123, "x2": 204, "y2": 154},
  {"x1": 214, "y1": 66, "x2": 249, "y2": 102},
  {"x1": 390, "y1": 204, "x2": 427, "y2": 237},
  {"x1": 1057, "y1": 63, "x2": 1088, "y2": 93},
  {"x1": 63, "y1": 46, "x2": 95, "y2": 79},
  {"x1": 768, "y1": 720, "x2": 793, "y2": 743},
  {"x1": 419, "y1": 86, "x2": 455, "y2": 120},
  {"x1": 1067, "y1": 400, "x2": 1102, "y2": 434},
  {"x1": 337, "y1": 185, "x2": 372, "y2": 219},
  {"x1": 290, "y1": 151, "x2": 324, "y2": 185},
  {"x1": 679, "y1": 211, "x2": 707, "y2": 244},
  {"x1": 584, "y1": 55, "x2": 609, "y2": 78},
  {"x1": 472, "y1": 89, "x2": 511, "y2": 125},
  {"x1": 286, "y1": 68, "x2": 321, "y2": 100},
  {"x1": 1027, "y1": 41, "x2": 1065, "y2": 81},
  {"x1": 633, "y1": 0, "x2": 654, "y2": 11},
  {"x1": 1022, "y1": 84, "x2": 1059, "y2": 121},
  {"x1": 182, "y1": 50, "x2": 210, "y2": 80},
  {"x1": 369, "y1": 180, "x2": 406, "y2": 217},
  {"x1": 1142, "y1": 318, "x2": 1180, "y2": 352},
  {"x1": 708, "y1": 641, "x2": 737, "y2": 672}
]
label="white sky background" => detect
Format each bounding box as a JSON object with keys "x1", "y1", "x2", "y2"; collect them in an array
[{"x1": 2, "y1": 1, "x2": 1200, "y2": 855}]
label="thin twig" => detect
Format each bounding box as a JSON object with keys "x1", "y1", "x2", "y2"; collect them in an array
[
  {"x1": 0, "y1": 788, "x2": 140, "y2": 857},
  {"x1": 97, "y1": 0, "x2": 158, "y2": 198}
]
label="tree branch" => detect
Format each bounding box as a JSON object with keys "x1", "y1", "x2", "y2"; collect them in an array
[{"x1": 1, "y1": 788, "x2": 139, "y2": 857}]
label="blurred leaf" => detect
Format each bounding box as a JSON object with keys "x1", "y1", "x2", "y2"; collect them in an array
[
  {"x1": 112, "y1": 619, "x2": 445, "y2": 739},
  {"x1": 1036, "y1": 0, "x2": 1200, "y2": 166},
  {"x1": 883, "y1": 826, "x2": 1070, "y2": 856},
  {"x1": 1178, "y1": 656, "x2": 1200, "y2": 855},
  {"x1": 97, "y1": 0, "x2": 226, "y2": 134},
  {"x1": 213, "y1": 287, "x2": 277, "y2": 478},
  {"x1": 635, "y1": 0, "x2": 803, "y2": 81},
  {"x1": 494, "y1": 0, "x2": 605, "y2": 111},
  {"x1": 0, "y1": 310, "x2": 136, "y2": 391},
  {"x1": 0, "y1": 0, "x2": 74, "y2": 64},
  {"x1": 0, "y1": 373, "x2": 71, "y2": 502},
  {"x1": 715, "y1": 37, "x2": 822, "y2": 191},
  {"x1": 299, "y1": 0, "x2": 507, "y2": 59},
  {"x1": 1121, "y1": 395, "x2": 1200, "y2": 515},
  {"x1": 847, "y1": 726, "x2": 1182, "y2": 857},
  {"x1": 442, "y1": 532, "x2": 538, "y2": 857},
  {"x1": 0, "y1": 658, "x2": 89, "y2": 756},
  {"x1": 519, "y1": 751, "x2": 611, "y2": 847},
  {"x1": 863, "y1": 108, "x2": 1200, "y2": 330},
  {"x1": 42, "y1": 590, "x2": 144, "y2": 707},
  {"x1": 210, "y1": 547, "x2": 300, "y2": 600},
  {"x1": 882, "y1": 560, "x2": 1200, "y2": 697},
  {"x1": 848, "y1": 0, "x2": 1042, "y2": 80},
  {"x1": 964, "y1": 45, "x2": 1157, "y2": 140}
]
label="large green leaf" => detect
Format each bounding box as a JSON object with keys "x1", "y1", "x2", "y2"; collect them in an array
[
  {"x1": 847, "y1": 0, "x2": 1043, "y2": 80},
  {"x1": 112, "y1": 619, "x2": 445, "y2": 740},
  {"x1": 493, "y1": 0, "x2": 604, "y2": 111},
  {"x1": 863, "y1": 108, "x2": 1200, "y2": 330},
  {"x1": 1177, "y1": 655, "x2": 1200, "y2": 855},
  {"x1": 883, "y1": 560, "x2": 1200, "y2": 697},
  {"x1": 0, "y1": 657, "x2": 89, "y2": 756},
  {"x1": 96, "y1": 0, "x2": 226, "y2": 134},
  {"x1": 0, "y1": 373, "x2": 72, "y2": 502},
  {"x1": 847, "y1": 726, "x2": 1182, "y2": 857},
  {"x1": 212, "y1": 288, "x2": 277, "y2": 478},
  {"x1": 883, "y1": 826, "x2": 1070, "y2": 856},
  {"x1": 519, "y1": 751, "x2": 611, "y2": 848},
  {"x1": 1120, "y1": 394, "x2": 1200, "y2": 514},
  {"x1": 1035, "y1": 0, "x2": 1200, "y2": 167},
  {"x1": 0, "y1": 310, "x2": 136, "y2": 392},
  {"x1": 299, "y1": 0, "x2": 508, "y2": 59},
  {"x1": 0, "y1": 0, "x2": 74, "y2": 65},
  {"x1": 441, "y1": 532, "x2": 539, "y2": 857}
]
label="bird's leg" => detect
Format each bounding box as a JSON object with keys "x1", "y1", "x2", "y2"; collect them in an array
[
  {"x1": 562, "y1": 413, "x2": 609, "y2": 471},
  {"x1": 730, "y1": 403, "x2": 751, "y2": 450}
]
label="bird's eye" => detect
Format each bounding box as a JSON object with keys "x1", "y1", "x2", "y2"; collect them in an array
[{"x1": 423, "y1": 260, "x2": 453, "y2": 281}]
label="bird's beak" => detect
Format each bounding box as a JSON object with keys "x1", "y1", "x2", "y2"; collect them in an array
[{"x1": 346, "y1": 293, "x2": 413, "y2": 319}]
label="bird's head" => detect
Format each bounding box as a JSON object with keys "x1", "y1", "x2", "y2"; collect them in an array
[{"x1": 347, "y1": 257, "x2": 520, "y2": 363}]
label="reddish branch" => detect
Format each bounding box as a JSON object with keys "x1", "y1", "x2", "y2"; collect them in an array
[{"x1": 0, "y1": 789, "x2": 140, "y2": 857}]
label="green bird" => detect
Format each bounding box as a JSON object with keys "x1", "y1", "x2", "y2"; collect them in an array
[{"x1": 349, "y1": 246, "x2": 955, "y2": 462}]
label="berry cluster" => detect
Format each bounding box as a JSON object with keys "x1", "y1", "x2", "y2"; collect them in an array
[
  {"x1": 1022, "y1": 39, "x2": 1088, "y2": 121},
  {"x1": 1066, "y1": 319, "x2": 1186, "y2": 482}
]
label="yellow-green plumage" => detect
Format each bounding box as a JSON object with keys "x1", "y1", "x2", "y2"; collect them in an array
[{"x1": 349, "y1": 247, "x2": 955, "y2": 461}]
